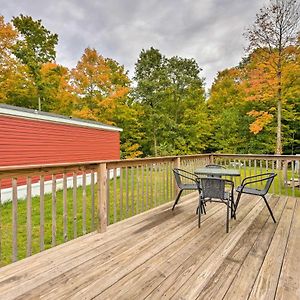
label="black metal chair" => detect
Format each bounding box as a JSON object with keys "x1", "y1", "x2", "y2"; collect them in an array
[
  {"x1": 198, "y1": 177, "x2": 235, "y2": 233},
  {"x1": 172, "y1": 168, "x2": 204, "y2": 212},
  {"x1": 234, "y1": 173, "x2": 277, "y2": 222}
]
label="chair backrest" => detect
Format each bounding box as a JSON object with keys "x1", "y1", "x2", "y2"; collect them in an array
[
  {"x1": 173, "y1": 168, "x2": 183, "y2": 188},
  {"x1": 173, "y1": 168, "x2": 198, "y2": 190},
  {"x1": 262, "y1": 173, "x2": 277, "y2": 194},
  {"x1": 200, "y1": 177, "x2": 226, "y2": 200}
]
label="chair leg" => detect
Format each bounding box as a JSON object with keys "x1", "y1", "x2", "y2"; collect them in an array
[
  {"x1": 231, "y1": 196, "x2": 236, "y2": 220},
  {"x1": 226, "y1": 200, "x2": 229, "y2": 233},
  {"x1": 198, "y1": 198, "x2": 202, "y2": 228},
  {"x1": 172, "y1": 189, "x2": 183, "y2": 211},
  {"x1": 262, "y1": 195, "x2": 276, "y2": 223},
  {"x1": 196, "y1": 200, "x2": 206, "y2": 215},
  {"x1": 232, "y1": 192, "x2": 242, "y2": 219}
]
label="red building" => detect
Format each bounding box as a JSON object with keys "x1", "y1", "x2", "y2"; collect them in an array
[{"x1": 0, "y1": 104, "x2": 122, "y2": 167}]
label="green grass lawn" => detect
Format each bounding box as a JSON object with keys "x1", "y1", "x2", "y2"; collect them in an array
[
  {"x1": 0, "y1": 163, "x2": 299, "y2": 266},
  {"x1": 0, "y1": 166, "x2": 174, "y2": 266}
]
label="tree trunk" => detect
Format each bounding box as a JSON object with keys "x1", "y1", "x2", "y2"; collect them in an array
[
  {"x1": 276, "y1": 97, "x2": 282, "y2": 155},
  {"x1": 276, "y1": 64, "x2": 282, "y2": 170},
  {"x1": 276, "y1": 59, "x2": 283, "y2": 154},
  {"x1": 153, "y1": 132, "x2": 158, "y2": 157}
]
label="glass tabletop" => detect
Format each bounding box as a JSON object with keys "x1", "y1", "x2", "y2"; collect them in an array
[{"x1": 194, "y1": 168, "x2": 240, "y2": 177}]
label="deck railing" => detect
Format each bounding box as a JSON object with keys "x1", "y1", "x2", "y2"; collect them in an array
[{"x1": 0, "y1": 153, "x2": 299, "y2": 266}]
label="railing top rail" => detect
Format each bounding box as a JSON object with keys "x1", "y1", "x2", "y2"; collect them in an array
[
  {"x1": 213, "y1": 153, "x2": 300, "y2": 160},
  {"x1": 0, "y1": 153, "x2": 299, "y2": 175},
  {"x1": 0, "y1": 154, "x2": 212, "y2": 173}
]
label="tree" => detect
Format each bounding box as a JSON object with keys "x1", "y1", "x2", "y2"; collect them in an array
[
  {"x1": 245, "y1": 0, "x2": 300, "y2": 154},
  {"x1": 12, "y1": 14, "x2": 58, "y2": 110},
  {"x1": 72, "y1": 48, "x2": 142, "y2": 158},
  {"x1": 0, "y1": 15, "x2": 35, "y2": 107},
  {"x1": 71, "y1": 48, "x2": 130, "y2": 123},
  {"x1": 134, "y1": 47, "x2": 208, "y2": 156},
  {"x1": 133, "y1": 47, "x2": 168, "y2": 156},
  {"x1": 39, "y1": 62, "x2": 76, "y2": 114}
]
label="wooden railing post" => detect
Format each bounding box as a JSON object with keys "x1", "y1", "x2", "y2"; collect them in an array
[
  {"x1": 174, "y1": 157, "x2": 180, "y2": 198},
  {"x1": 97, "y1": 163, "x2": 107, "y2": 233},
  {"x1": 209, "y1": 154, "x2": 214, "y2": 165}
]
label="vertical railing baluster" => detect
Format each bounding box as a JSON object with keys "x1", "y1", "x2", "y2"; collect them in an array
[
  {"x1": 284, "y1": 160, "x2": 288, "y2": 196},
  {"x1": 82, "y1": 170, "x2": 87, "y2": 234},
  {"x1": 167, "y1": 162, "x2": 170, "y2": 202},
  {"x1": 113, "y1": 168, "x2": 117, "y2": 223},
  {"x1": 40, "y1": 174, "x2": 45, "y2": 251},
  {"x1": 278, "y1": 160, "x2": 282, "y2": 195},
  {"x1": 126, "y1": 167, "x2": 129, "y2": 217},
  {"x1": 12, "y1": 178, "x2": 18, "y2": 262},
  {"x1": 26, "y1": 176, "x2": 32, "y2": 257},
  {"x1": 91, "y1": 170, "x2": 95, "y2": 231},
  {"x1": 249, "y1": 160, "x2": 252, "y2": 178},
  {"x1": 106, "y1": 169, "x2": 110, "y2": 225},
  {"x1": 254, "y1": 160, "x2": 257, "y2": 188},
  {"x1": 238, "y1": 159, "x2": 241, "y2": 186},
  {"x1": 141, "y1": 165, "x2": 144, "y2": 212},
  {"x1": 291, "y1": 160, "x2": 295, "y2": 197},
  {"x1": 131, "y1": 167, "x2": 134, "y2": 216},
  {"x1": 120, "y1": 167, "x2": 123, "y2": 220},
  {"x1": 163, "y1": 162, "x2": 167, "y2": 203},
  {"x1": 63, "y1": 172, "x2": 68, "y2": 241},
  {"x1": 272, "y1": 160, "x2": 275, "y2": 194},
  {"x1": 97, "y1": 163, "x2": 107, "y2": 233},
  {"x1": 146, "y1": 165, "x2": 149, "y2": 210},
  {"x1": 73, "y1": 172, "x2": 77, "y2": 238},
  {"x1": 136, "y1": 166, "x2": 139, "y2": 215},
  {"x1": 154, "y1": 164, "x2": 157, "y2": 206},
  {"x1": 52, "y1": 174, "x2": 56, "y2": 247},
  {"x1": 150, "y1": 164, "x2": 153, "y2": 208}
]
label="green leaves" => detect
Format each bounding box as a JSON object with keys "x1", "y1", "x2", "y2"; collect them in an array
[
  {"x1": 12, "y1": 15, "x2": 58, "y2": 67},
  {"x1": 134, "y1": 47, "x2": 208, "y2": 156}
]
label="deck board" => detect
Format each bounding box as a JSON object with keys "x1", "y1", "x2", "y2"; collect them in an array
[{"x1": 0, "y1": 193, "x2": 299, "y2": 300}]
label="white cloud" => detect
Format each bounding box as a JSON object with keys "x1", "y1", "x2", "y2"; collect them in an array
[{"x1": 1, "y1": 0, "x2": 267, "y2": 88}]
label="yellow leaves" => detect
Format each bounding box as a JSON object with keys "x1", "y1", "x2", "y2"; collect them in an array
[
  {"x1": 247, "y1": 110, "x2": 273, "y2": 134},
  {"x1": 122, "y1": 143, "x2": 143, "y2": 159},
  {"x1": 72, "y1": 106, "x2": 99, "y2": 122},
  {"x1": 0, "y1": 16, "x2": 17, "y2": 54}
]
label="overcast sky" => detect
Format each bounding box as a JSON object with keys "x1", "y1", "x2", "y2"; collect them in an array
[{"x1": 1, "y1": 0, "x2": 267, "y2": 89}]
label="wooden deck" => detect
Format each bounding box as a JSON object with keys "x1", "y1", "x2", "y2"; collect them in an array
[{"x1": 0, "y1": 193, "x2": 299, "y2": 299}]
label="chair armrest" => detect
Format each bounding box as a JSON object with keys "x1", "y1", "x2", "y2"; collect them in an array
[
  {"x1": 173, "y1": 168, "x2": 198, "y2": 183},
  {"x1": 238, "y1": 173, "x2": 276, "y2": 193},
  {"x1": 240, "y1": 173, "x2": 275, "y2": 186}
]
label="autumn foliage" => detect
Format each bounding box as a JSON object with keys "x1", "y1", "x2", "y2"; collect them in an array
[{"x1": 0, "y1": 12, "x2": 299, "y2": 156}]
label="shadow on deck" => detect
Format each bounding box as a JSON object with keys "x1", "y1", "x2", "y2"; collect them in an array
[{"x1": 0, "y1": 192, "x2": 299, "y2": 299}]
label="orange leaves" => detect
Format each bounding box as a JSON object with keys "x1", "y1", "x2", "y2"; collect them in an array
[
  {"x1": 0, "y1": 16, "x2": 17, "y2": 55},
  {"x1": 71, "y1": 47, "x2": 131, "y2": 124},
  {"x1": 247, "y1": 110, "x2": 273, "y2": 134}
]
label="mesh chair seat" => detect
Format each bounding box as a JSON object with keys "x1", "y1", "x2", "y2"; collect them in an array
[
  {"x1": 236, "y1": 186, "x2": 265, "y2": 196},
  {"x1": 179, "y1": 183, "x2": 198, "y2": 190}
]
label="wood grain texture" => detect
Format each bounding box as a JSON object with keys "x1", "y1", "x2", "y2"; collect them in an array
[{"x1": 0, "y1": 194, "x2": 298, "y2": 300}]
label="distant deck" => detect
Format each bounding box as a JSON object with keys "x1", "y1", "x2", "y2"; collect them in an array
[{"x1": 0, "y1": 193, "x2": 299, "y2": 299}]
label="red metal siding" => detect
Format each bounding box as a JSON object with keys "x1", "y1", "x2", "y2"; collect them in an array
[{"x1": 0, "y1": 115, "x2": 120, "y2": 167}]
